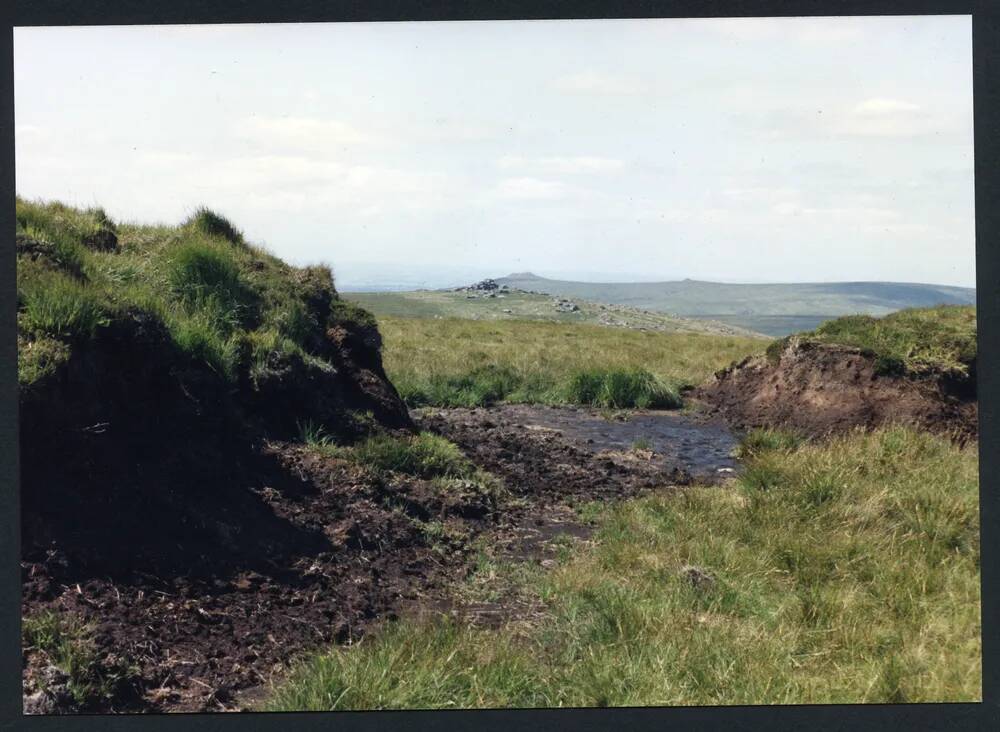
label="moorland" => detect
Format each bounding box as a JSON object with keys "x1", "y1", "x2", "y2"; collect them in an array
[{"x1": 17, "y1": 199, "x2": 980, "y2": 712}]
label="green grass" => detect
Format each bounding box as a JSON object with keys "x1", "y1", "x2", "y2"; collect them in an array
[
  {"x1": 17, "y1": 334, "x2": 71, "y2": 385},
  {"x1": 22, "y1": 611, "x2": 137, "y2": 708},
  {"x1": 18, "y1": 268, "x2": 110, "y2": 340},
  {"x1": 734, "y1": 428, "x2": 804, "y2": 459},
  {"x1": 166, "y1": 240, "x2": 254, "y2": 320},
  {"x1": 376, "y1": 317, "x2": 763, "y2": 408},
  {"x1": 564, "y1": 368, "x2": 682, "y2": 409},
  {"x1": 16, "y1": 199, "x2": 116, "y2": 258},
  {"x1": 401, "y1": 364, "x2": 528, "y2": 408},
  {"x1": 184, "y1": 206, "x2": 244, "y2": 245},
  {"x1": 15, "y1": 197, "x2": 371, "y2": 389},
  {"x1": 19, "y1": 225, "x2": 89, "y2": 277},
  {"x1": 307, "y1": 430, "x2": 475, "y2": 480},
  {"x1": 767, "y1": 306, "x2": 977, "y2": 376},
  {"x1": 266, "y1": 426, "x2": 980, "y2": 709},
  {"x1": 346, "y1": 290, "x2": 764, "y2": 337},
  {"x1": 168, "y1": 307, "x2": 243, "y2": 378}
]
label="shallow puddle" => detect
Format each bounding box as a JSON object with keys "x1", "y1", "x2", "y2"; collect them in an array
[{"x1": 472, "y1": 404, "x2": 740, "y2": 481}]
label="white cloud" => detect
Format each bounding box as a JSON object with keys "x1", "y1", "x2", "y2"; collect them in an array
[
  {"x1": 551, "y1": 71, "x2": 647, "y2": 95},
  {"x1": 494, "y1": 177, "x2": 572, "y2": 200},
  {"x1": 853, "y1": 98, "x2": 921, "y2": 116},
  {"x1": 834, "y1": 99, "x2": 939, "y2": 138},
  {"x1": 771, "y1": 202, "x2": 902, "y2": 220},
  {"x1": 235, "y1": 116, "x2": 376, "y2": 151},
  {"x1": 11, "y1": 17, "x2": 975, "y2": 287},
  {"x1": 736, "y1": 97, "x2": 958, "y2": 140},
  {"x1": 859, "y1": 221, "x2": 932, "y2": 236},
  {"x1": 15, "y1": 124, "x2": 47, "y2": 143},
  {"x1": 722, "y1": 186, "x2": 800, "y2": 204},
  {"x1": 705, "y1": 17, "x2": 867, "y2": 44},
  {"x1": 125, "y1": 151, "x2": 456, "y2": 216},
  {"x1": 138, "y1": 150, "x2": 201, "y2": 168},
  {"x1": 497, "y1": 155, "x2": 624, "y2": 175}
]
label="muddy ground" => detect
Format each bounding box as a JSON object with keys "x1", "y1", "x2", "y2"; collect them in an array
[
  {"x1": 22, "y1": 406, "x2": 734, "y2": 714},
  {"x1": 693, "y1": 338, "x2": 978, "y2": 442},
  {"x1": 417, "y1": 404, "x2": 739, "y2": 498}
]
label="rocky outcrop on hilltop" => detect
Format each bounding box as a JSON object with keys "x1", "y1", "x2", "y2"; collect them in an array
[{"x1": 453, "y1": 278, "x2": 513, "y2": 299}]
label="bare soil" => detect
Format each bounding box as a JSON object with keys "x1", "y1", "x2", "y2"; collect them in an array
[
  {"x1": 23, "y1": 405, "x2": 731, "y2": 713},
  {"x1": 692, "y1": 338, "x2": 977, "y2": 441},
  {"x1": 416, "y1": 404, "x2": 740, "y2": 496}
]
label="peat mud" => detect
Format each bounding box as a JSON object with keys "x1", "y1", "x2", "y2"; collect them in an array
[
  {"x1": 416, "y1": 404, "x2": 741, "y2": 497},
  {"x1": 693, "y1": 338, "x2": 978, "y2": 442},
  {"x1": 23, "y1": 407, "x2": 738, "y2": 713},
  {"x1": 22, "y1": 444, "x2": 494, "y2": 713}
]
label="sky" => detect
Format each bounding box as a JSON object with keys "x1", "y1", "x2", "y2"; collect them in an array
[{"x1": 14, "y1": 16, "x2": 975, "y2": 289}]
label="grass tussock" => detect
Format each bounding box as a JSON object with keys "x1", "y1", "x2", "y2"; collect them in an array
[
  {"x1": 734, "y1": 427, "x2": 804, "y2": 459},
  {"x1": 23, "y1": 611, "x2": 137, "y2": 708},
  {"x1": 166, "y1": 241, "x2": 250, "y2": 311},
  {"x1": 767, "y1": 306, "x2": 976, "y2": 376},
  {"x1": 18, "y1": 269, "x2": 110, "y2": 341},
  {"x1": 267, "y1": 426, "x2": 980, "y2": 709},
  {"x1": 564, "y1": 368, "x2": 681, "y2": 409},
  {"x1": 17, "y1": 334, "x2": 71, "y2": 385},
  {"x1": 378, "y1": 317, "x2": 762, "y2": 408},
  {"x1": 184, "y1": 207, "x2": 244, "y2": 245},
  {"x1": 303, "y1": 426, "x2": 475, "y2": 480},
  {"x1": 15, "y1": 197, "x2": 375, "y2": 388}
]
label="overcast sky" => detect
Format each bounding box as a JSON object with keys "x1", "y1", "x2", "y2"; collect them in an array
[{"x1": 15, "y1": 16, "x2": 974, "y2": 289}]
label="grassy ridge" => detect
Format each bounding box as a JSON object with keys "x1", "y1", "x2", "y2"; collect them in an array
[
  {"x1": 15, "y1": 198, "x2": 369, "y2": 388},
  {"x1": 345, "y1": 289, "x2": 764, "y2": 337},
  {"x1": 267, "y1": 426, "x2": 980, "y2": 708},
  {"x1": 375, "y1": 317, "x2": 763, "y2": 408},
  {"x1": 766, "y1": 305, "x2": 977, "y2": 376}
]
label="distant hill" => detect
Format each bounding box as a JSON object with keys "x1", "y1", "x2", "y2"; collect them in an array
[
  {"x1": 345, "y1": 289, "x2": 766, "y2": 338},
  {"x1": 496, "y1": 273, "x2": 976, "y2": 337}
]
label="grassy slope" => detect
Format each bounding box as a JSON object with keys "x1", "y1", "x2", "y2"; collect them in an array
[
  {"x1": 495, "y1": 274, "x2": 976, "y2": 337},
  {"x1": 16, "y1": 197, "x2": 374, "y2": 390},
  {"x1": 267, "y1": 426, "x2": 980, "y2": 708},
  {"x1": 346, "y1": 289, "x2": 764, "y2": 337},
  {"x1": 767, "y1": 305, "x2": 977, "y2": 377},
  {"x1": 374, "y1": 316, "x2": 764, "y2": 408}
]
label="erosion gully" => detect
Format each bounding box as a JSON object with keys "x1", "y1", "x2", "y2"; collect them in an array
[{"x1": 22, "y1": 405, "x2": 740, "y2": 713}]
